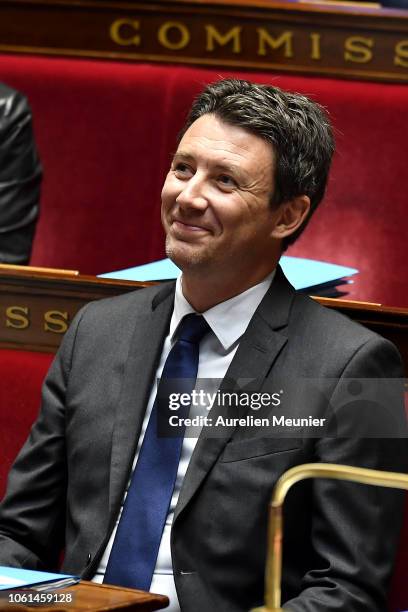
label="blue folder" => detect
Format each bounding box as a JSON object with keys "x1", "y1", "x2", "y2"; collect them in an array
[
  {"x1": 0, "y1": 566, "x2": 78, "y2": 590},
  {"x1": 100, "y1": 256, "x2": 358, "y2": 293}
]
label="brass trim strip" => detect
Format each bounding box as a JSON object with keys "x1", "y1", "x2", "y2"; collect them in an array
[{"x1": 0, "y1": 264, "x2": 79, "y2": 276}]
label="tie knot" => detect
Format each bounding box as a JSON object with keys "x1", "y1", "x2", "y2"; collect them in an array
[{"x1": 177, "y1": 313, "x2": 210, "y2": 344}]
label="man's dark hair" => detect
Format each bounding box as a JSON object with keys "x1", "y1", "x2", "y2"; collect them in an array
[{"x1": 180, "y1": 78, "x2": 335, "y2": 248}]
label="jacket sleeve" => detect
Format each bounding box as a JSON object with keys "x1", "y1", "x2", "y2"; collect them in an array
[
  {"x1": 0, "y1": 83, "x2": 42, "y2": 264},
  {"x1": 0, "y1": 307, "x2": 87, "y2": 570},
  {"x1": 283, "y1": 336, "x2": 408, "y2": 612}
]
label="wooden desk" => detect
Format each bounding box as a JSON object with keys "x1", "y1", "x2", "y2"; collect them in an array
[
  {"x1": 0, "y1": 265, "x2": 147, "y2": 353},
  {"x1": 1, "y1": 581, "x2": 168, "y2": 611},
  {"x1": 0, "y1": 265, "x2": 407, "y2": 374}
]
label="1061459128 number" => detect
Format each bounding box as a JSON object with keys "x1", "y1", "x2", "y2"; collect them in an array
[{"x1": 5, "y1": 591, "x2": 74, "y2": 604}]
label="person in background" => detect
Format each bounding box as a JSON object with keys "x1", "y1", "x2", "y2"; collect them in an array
[{"x1": 0, "y1": 82, "x2": 42, "y2": 265}]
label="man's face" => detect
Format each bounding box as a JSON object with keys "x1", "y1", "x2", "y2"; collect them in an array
[{"x1": 161, "y1": 114, "x2": 280, "y2": 278}]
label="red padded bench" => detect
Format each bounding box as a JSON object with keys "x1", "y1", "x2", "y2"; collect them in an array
[{"x1": 0, "y1": 350, "x2": 54, "y2": 499}]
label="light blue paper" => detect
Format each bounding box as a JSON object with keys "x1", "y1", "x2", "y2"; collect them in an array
[
  {"x1": 99, "y1": 256, "x2": 358, "y2": 291},
  {"x1": 0, "y1": 566, "x2": 77, "y2": 590}
]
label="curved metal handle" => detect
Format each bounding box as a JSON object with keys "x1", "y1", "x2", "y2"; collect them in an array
[{"x1": 250, "y1": 463, "x2": 408, "y2": 612}]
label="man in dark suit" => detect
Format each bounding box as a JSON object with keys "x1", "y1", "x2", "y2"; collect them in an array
[{"x1": 0, "y1": 79, "x2": 406, "y2": 611}]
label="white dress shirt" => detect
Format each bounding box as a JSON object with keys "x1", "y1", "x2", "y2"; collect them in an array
[{"x1": 93, "y1": 270, "x2": 275, "y2": 610}]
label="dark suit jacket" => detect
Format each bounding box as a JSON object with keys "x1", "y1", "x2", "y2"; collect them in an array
[
  {"x1": 0, "y1": 268, "x2": 406, "y2": 611},
  {"x1": 0, "y1": 83, "x2": 42, "y2": 264}
]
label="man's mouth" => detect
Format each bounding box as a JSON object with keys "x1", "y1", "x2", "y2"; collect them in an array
[{"x1": 171, "y1": 219, "x2": 211, "y2": 233}]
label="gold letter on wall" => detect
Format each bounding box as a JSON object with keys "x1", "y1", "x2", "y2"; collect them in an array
[
  {"x1": 395, "y1": 40, "x2": 408, "y2": 68},
  {"x1": 110, "y1": 19, "x2": 141, "y2": 46},
  {"x1": 205, "y1": 25, "x2": 242, "y2": 53},
  {"x1": 310, "y1": 33, "x2": 322, "y2": 61},
  {"x1": 344, "y1": 36, "x2": 373, "y2": 63},
  {"x1": 257, "y1": 29, "x2": 294, "y2": 58},
  {"x1": 44, "y1": 311, "x2": 69, "y2": 334},
  {"x1": 158, "y1": 22, "x2": 190, "y2": 50},
  {"x1": 6, "y1": 306, "x2": 30, "y2": 330}
]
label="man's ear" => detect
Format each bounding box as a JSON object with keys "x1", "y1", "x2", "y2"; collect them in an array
[{"x1": 271, "y1": 195, "x2": 311, "y2": 240}]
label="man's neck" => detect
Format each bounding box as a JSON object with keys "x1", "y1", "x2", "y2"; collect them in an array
[{"x1": 180, "y1": 265, "x2": 277, "y2": 312}]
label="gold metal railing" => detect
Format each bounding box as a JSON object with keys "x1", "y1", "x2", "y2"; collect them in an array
[{"x1": 251, "y1": 463, "x2": 408, "y2": 612}]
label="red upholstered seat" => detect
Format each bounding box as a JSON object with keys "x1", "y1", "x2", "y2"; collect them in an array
[
  {"x1": 0, "y1": 349, "x2": 54, "y2": 499},
  {"x1": 0, "y1": 54, "x2": 407, "y2": 306}
]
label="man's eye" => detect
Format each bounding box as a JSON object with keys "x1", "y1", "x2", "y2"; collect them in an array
[
  {"x1": 174, "y1": 163, "x2": 193, "y2": 177},
  {"x1": 218, "y1": 175, "x2": 236, "y2": 188}
]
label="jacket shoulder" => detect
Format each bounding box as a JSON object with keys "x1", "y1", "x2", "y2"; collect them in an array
[
  {"x1": 292, "y1": 292, "x2": 379, "y2": 343},
  {"x1": 0, "y1": 83, "x2": 30, "y2": 124},
  {"x1": 288, "y1": 292, "x2": 403, "y2": 376},
  {"x1": 72, "y1": 281, "x2": 174, "y2": 328}
]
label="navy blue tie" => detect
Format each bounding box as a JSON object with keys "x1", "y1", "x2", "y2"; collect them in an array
[{"x1": 104, "y1": 313, "x2": 210, "y2": 590}]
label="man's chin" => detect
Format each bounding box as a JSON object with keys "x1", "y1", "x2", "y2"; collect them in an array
[{"x1": 165, "y1": 239, "x2": 209, "y2": 270}]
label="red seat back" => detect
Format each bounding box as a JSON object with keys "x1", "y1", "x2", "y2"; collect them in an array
[
  {"x1": 0, "y1": 349, "x2": 54, "y2": 499},
  {"x1": 0, "y1": 53, "x2": 407, "y2": 306}
]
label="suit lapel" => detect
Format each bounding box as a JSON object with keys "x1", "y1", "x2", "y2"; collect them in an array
[
  {"x1": 174, "y1": 266, "x2": 295, "y2": 522},
  {"x1": 108, "y1": 283, "x2": 175, "y2": 516}
]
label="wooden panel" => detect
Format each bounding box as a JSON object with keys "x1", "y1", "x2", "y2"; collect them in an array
[
  {"x1": 0, "y1": 0, "x2": 407, "y2": 82},
  {"x1": 0, "y1": 266, "x2": 148, "y2": 353},
  {"x1": 1, "y1": 580, "x2": 168, "y2": 611},
  {"x1": 0, "y1": 267, "x2": 407, "y2": 375}
]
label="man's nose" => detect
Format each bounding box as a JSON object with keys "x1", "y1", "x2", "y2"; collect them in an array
[{"x1": 176, "y1": 176, "x2": 208, "y2": 210}]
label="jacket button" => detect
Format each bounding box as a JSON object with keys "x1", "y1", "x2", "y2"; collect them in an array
[{"x1": 86, "y1": 553, "x2": 92, "y2": 565}]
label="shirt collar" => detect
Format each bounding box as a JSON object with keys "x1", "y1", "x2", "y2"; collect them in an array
[{"x1": 170, "y1": 270, "x2": 276, "y2": 351}]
